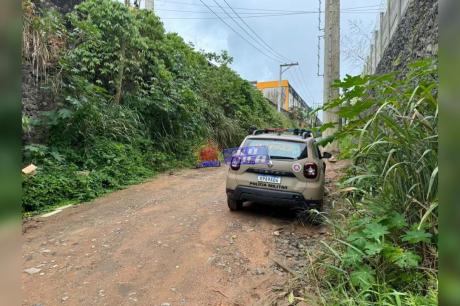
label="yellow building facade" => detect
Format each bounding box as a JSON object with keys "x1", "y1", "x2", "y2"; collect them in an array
[{"x1": 255, "y1": 80, "x2": 306, "y2": 112}]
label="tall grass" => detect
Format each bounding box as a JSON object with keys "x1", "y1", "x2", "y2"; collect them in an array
[{"x1": 309, "y1": 59, "x2": 438, "y2": 305}]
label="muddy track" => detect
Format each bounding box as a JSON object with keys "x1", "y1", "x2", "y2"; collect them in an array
[{"x1": 22, "y1": 162, "x2": 345, "y2": 306}]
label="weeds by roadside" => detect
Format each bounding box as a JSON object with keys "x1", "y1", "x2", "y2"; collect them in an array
[
  {"x1": 22, "y1": 0, "x2": 294, "y2": 214},
  {"x1": 293, "y1": 59, "x2": 438, "y2": 305}
]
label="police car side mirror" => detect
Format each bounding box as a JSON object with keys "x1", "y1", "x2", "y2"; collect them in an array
[{"x1": 322, "y1": 152, "x2": 332, "y2": 159}]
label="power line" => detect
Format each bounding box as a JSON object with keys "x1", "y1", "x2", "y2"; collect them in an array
[
  {"x1": 159, "y1": 10, "x2": 381, "y2": 20},
  {"x1": 289, "y1": 68, "x2": 315, "y2": 106},
  {"x1": 156, "y1": 0, "x2": 312, "y2": 13},
  {"x1": 156, "y1": 0, "x2": 382, "y2": 14},
  {"x1": 197, "y1": 0, "x2": 282, "y2": 63},
  {"x1": 159, "y1": 12, "x2": 314, "y2": 20},
  {"x1": 157, "y1": 8, "x2": 383, "y2": 15},
  {"x1": 155, "y1": 8, "x2": 308, "y2": 15},
  {"x1": 341, "y1": 4, "x2": 382, "y2": 10},
  {"x1": 288, "y1": 71, "x2": 308, "y2": 103},
  {"x1": 286, "y1": 69, "x2": 318, "y2": 113},
  {"x1": 209, "y1": 0, "x2": 286, "y2": 63},
  {"x1": 189, "y1": 1, "x2": 311, "y2": 107},
  {"x1": 297, "y1": 66, "x2": 316, "y2": 103},
  {"x1": 221, "y1": 0, "x2": 293, "y2": 63}
]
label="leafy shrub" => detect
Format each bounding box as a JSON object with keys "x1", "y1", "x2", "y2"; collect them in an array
[
  {"x1": 22, "y1": 139, "x2": 156, "y2": 213},
  {"x1": 309, "y1": 59, "x2": 438, "y2": 305},
  {"x1": 22, "y1": 0, "x2": 294, "y2": 213}
]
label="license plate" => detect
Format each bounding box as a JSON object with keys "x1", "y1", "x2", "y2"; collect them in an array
[{"x1": 257, "y1": 175, "x2": 281, "y2": 184}]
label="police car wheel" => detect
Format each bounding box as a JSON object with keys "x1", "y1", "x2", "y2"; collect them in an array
[{"x1": 227, "y1": 197, "x2": 243, "y2": 211}]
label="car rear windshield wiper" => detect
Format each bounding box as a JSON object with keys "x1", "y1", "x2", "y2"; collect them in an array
[{"x1": 270, "y1": 156, "x2": 295, "y2": 160}]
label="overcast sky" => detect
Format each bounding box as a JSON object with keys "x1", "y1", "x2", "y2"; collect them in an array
[{"x1": 137, "y1": 0, "x2": 384, "y2": 109}]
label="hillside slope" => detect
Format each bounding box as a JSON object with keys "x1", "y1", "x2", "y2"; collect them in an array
[{"x1": 22, "y1": 0, "x2": 294, "y2": 213}]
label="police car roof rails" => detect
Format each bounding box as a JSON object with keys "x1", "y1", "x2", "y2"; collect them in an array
[
  {"x1": 252, "y1": 128, "x2": 287, "y2": 135},
  {"x1": 248, "y1": 126, "x2": 258, "y2": 135},
  {"x1": 251, "y1": 127, "x2": 312, "y2": 138},
  {"x1": 288, "y1": 128, "x2": 312, "y2": 138},
  {"x1": 302, "y1": 131, "x2": 312, "y2": 139}
]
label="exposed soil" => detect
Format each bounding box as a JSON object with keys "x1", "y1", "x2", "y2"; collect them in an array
[{"x1": 22, "y1": 161, "x2": 348, "y2": 306}]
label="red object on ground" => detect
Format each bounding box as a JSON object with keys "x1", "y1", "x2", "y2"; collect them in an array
[{"x1": 199, "y1": 144, "x2": 219, "y2": 162}]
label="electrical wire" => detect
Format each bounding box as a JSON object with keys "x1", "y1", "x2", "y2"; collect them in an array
[
  {"x1": 156, "y1": 9, "x2": 384, "y2": 15},
  {"x1": 155, "y1": 8, "x2": 310, "y2": 15},
  {"x1": 290, "y1": 68, "x2": 315, "y2": 106},
  {"x1": 209, "y1": 0, "x2": 286, "y2": 62},
  {"x1": 221, "y1": 0, "x2": 293, "y2": 63},
  {"x1": 156, "y1": 0, "x2": 312, "y2": 13},
  {"x1": 156, "y1": 0, "x2": 383, "y2": 14},
  {"x1": 290, "y1": 74, "x2": 315, "y2": 112},
  {"x1": 159, "y1": 12, "x2": 316, "y2": 20},
  {"x1": 297, "y1": 66, "x2": 316, "y2": 103},
  {"x1": 159, "y1": 10, "x2": 381, "y2": 20},
  {"x1": 341, "y1": 4, "x2": 382, "y2": 10},
  {"x1": 197, "y1": 0, "x2": 282, "y2": 63},
  {"x1": 157, "y1": 0, "x2": 383, "y2": 109}
]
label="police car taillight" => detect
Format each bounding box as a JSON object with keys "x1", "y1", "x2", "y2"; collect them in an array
[
  {"x1": 303, "y1": 163, "x2": 318, "y2": 179},
  {"x1": 230, "y1": 156, "x2": 241, "y2": 171}
]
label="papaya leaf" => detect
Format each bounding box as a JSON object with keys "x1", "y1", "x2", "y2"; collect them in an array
[
  {"x1": 385, "y1": 212, "x2": 408, "y2": 230},
  {"x1": 342, "y1": 247, "x2": 364, "y2": 267},
  {"x1": 402, "y1": 229, "x2": 432, "y2": 244},
  {"x1": 318, "y1": 122, "x2": 336, "y2": 132},
  {"x1": 364, "y1": 242, "x2": 383, "y2": 256},
  {"x1": 338, "y1": 100, "x2": 374, "y2": 119},
  {"x1": 363, "y1": 223, "x2": 389, "y2": 242},
  {"x1": 316, "y1": 135, "x2": 335, "y2": 147},
  {"x1": 350, "y1": 266, "x2": 375, "y2": 290},
  {"x1": 347, "y1": 232, "x2": 368, "y2": 249},
  {"x1": 393, "y1": 251, "x2": 420, "y2": 269}
]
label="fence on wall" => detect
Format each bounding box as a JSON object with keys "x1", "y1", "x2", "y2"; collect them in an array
[{"x1": 363, "y1": 0, "x2": 412, "y2": 75}]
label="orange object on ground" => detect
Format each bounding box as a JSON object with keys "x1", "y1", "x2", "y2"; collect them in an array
[{"x1": 199, "y1": 144, "x2": 219, "y2": 162}]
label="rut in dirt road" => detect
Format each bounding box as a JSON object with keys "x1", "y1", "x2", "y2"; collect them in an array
[{"x1": 22, "y1": 165, "x2": 335, "y2": 306}]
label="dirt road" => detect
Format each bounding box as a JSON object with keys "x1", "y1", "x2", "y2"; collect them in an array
[{"x1": 22, "y1": 163, "x2": 343, "y2": 306}]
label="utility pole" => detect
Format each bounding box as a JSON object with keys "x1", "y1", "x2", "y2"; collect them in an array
[
  {"x1": 145, "y1": 0, "x2": 154, "y2": 11},
  {"x1": 322, "y1": 0, "x2": 340, "y2": 151},
  {"x1": 278, "y1": 62, "x2": 298, "y2": 112}
]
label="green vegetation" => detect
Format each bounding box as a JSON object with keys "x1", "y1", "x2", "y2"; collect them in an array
[
  {"x1": 22, "y1": 0, "x2": 292, "y2": 214},
  {"x1": 309, "y1": 59, "x2": 438, "y2": 305}
]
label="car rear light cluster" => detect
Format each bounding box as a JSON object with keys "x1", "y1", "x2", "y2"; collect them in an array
[
  {"x1": 230, "y1": 157, "x2": 241, "y2": 171},
  {"x1": 303, "y1": 163, "x2": 318, "y2": 179}
]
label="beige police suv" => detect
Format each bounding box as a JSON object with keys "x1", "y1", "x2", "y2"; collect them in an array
[{"x1": 225, "y1": 128, "x2": 331, "y2": 213}]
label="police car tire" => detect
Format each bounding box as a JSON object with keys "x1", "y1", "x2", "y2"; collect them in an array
[{"x1": 227, "y1": 197, "x2": 243, "y2": 211}]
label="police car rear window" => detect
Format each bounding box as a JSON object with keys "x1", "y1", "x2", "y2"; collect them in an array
[{"x1": 244, "y1": 138, "x2": 308, "y2": 160}]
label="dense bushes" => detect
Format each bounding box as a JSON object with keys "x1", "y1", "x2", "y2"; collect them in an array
[
  {"x1": 309, "y1": 59, "x2": 438, "y2": 304},
  {"x1": 22, "y1": 0, "x2": 292, "y2": 213}
]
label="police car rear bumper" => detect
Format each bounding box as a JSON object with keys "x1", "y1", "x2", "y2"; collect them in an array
[{"x1": 226, "y1": 186, "x2": 321, "y2": 209}]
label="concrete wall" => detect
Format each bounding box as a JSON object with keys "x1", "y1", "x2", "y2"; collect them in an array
[{"x1": 363, "y1": 0, "x2": 438, "y2": 75}]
